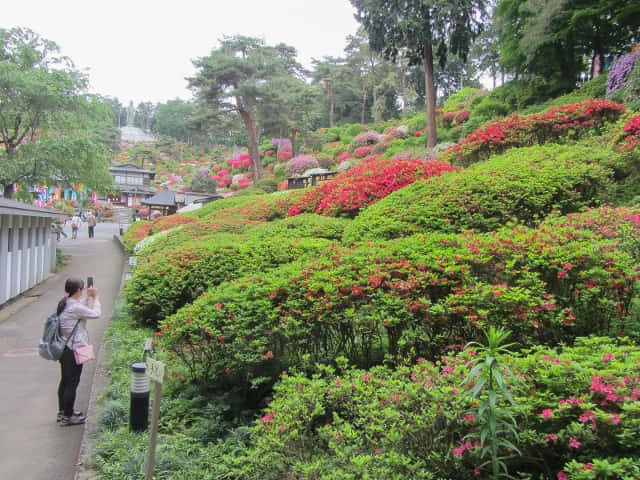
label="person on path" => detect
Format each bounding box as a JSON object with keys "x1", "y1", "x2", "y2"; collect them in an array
[
  {"x1": 51, "y1": 218, "x2": 68, "y2": 241},
  {"x1": 56, "y1": 277, "x2": 101, "y2": 426},
  {"x1": 86, "y1": 212, "x2": 96, "y2": 239},
  {"x1": 59, "y1": 218, "x2": 68, "y2": 239},
  {"x1": 70, "y1": 213, "x2": 82, "y2": 239}
]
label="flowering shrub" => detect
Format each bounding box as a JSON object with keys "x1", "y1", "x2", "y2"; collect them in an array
[
  {"x1": 382, "y1": 126, "x2": 408, "y2": 140},
  {"x1": 284, "y1": 155, "x2": 319, "y2": 176},
  {"x1": 124, "y1": 192, "x2": 306, "y2": 251},
  {"x1": 606, "y1": 51, "x2": 640, "y2": 97},
  {"x1": 614, "y1": 114, "x2": 640, "y2": 151},
  {"x1": 125, "y1": 230, "x2": 335, "y2": 326},
  {"x1": 277, "y1": 150, "x2": 292, "y2": 162},
  {"x1": 270, "y1": 138, "x2": 292, "y2": 150},
  {"x1": 287, "y1": 158, "x2": 458, "y2": 217},
  {"x1": 440, "y1": 110, "x2": 457, "y2": 128},
  {"x1": 238, "y1": 337, "x2": 640, "y2": 480},
  {"x1": 438, "y1": 100, "x2": 626, "y2": 166},
  {"x1": 345, "y1": 144, "x2": 630, "y2": 243},
  {"x1": 158, "y1": 205, "x2": 640, "y2": 386},
  {"x1": 122, "y1": 215, "x2": 196, "y2": 250},
  {"x1": 352, "y1": 130, "x2": 383, "y2": 146},
  {"x1": 316, "y1": 155, "x2": 334, "y2": 169},
  {"x1": 353, "y1": 146, "x2": 373, "y2": 158},
  {"x1": 336, "y1": 152, "x2": 352, "y2": 162},
  {"x1": 455, "y1": 109, "x2": 470, "y2": 125},
  {"x1": 229, "y1": 152, "x2": 251, "y2": 170}
]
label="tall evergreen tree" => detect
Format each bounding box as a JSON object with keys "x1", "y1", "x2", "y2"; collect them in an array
[
  {"x1": 350, "y1": 0, "x2": 486, "y2": 147},
  {"x1": 190, "y1": 36, "x2": 305, "y2": 180}
]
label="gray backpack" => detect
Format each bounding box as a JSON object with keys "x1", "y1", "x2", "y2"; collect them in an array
[{"x1": 38, "y1": 313, "x2": 79, "y2": 361}]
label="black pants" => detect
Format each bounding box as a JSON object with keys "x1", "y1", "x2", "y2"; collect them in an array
[
  {"x1": 88, "y1": 226, "x2": 95, "y2": 238},
  {"x1": 58, "y1": 347, "x2": 83, "y2": 416}
]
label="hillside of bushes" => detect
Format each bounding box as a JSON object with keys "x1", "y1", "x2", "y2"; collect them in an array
[{"x1": 97, "y1": 63, "x2": 640, "y2": 480}]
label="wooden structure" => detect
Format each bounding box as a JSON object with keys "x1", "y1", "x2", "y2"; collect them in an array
[
  {"x1": 141, "y1": 187, "x2": 177, "y2": 219},
  {"x1": 174, "y1": 191, "x2": 223, "y2": 209},
  {"x1": 287, "y1": 170, "x2": 338, "y2": 190},
  {"x1": 0, "y1": 199, "x2": 67, "y2": 306},
  {"x1": 108, "y1": 163, "x2": 156, "y2": 208}
]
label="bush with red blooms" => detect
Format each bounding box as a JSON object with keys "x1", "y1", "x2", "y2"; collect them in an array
[
  {"x1": 122, "y1": 215, "x2": 196, "y2": 249},
  {"x1": 277, "y1": 150, "x2": 293, "y2": 162},
  {"x1": 337, "y1": 152, "x2": 353, "y2": 162},
  {"x1": 345, "y1": 143, "x2": 632, "y2": 243},
  {"x1": 353, "y1": 146, "x2": 373, "y2": 158},
  {"x1": 287, "y1": 158, "x2": 459, "y2": 218},
  {"x1": 244, "y1": 337, "x2": 640, "y2": 480},
  {"x1": 159, "y1": 205, "x2": 640, "y2": 387},
  {"x1": 439, "y1": 99, "x2": 626, "y2": 166},
  {"x1": 614, "y1": 114, "x2": 640, "y2": 151},
  {"x1": 455, "y1": 109, "x2": 470, "y2": 125},
  {"x1": 123, "y1": 191, "x2": 307, "y2": 251}
]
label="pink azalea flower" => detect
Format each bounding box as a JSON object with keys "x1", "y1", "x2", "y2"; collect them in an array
[
  {"x1": 602, "y1": 352, "x2": 615, "y2": 363},
  {"x1": 540, "y1": 408, "x2": 553, "y2": 418}
]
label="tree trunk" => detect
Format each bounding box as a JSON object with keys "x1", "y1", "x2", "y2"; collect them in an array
[
  {"x1": 400, "y1": 63, "x2": 408, "y2": 121},
  {"x1": 328, "y1": 85, "x2": 335, "y2": 128},
  {"x1": 2, "y1": 183, "x2": 14, "y2": 198},
  {"x1": 291, "y1": 128, "x2": 297, "y2": 156},
  {"x1": 424, "y1": 40, "x2": 437, "y2": 148},
  {"x1": 361, "y1": 85, "x2": 368, "y2": 125},
  {"x1": 371, "y1": 57, "x2": 377, "y2": 107},
  {"x1": 598, "y1": 52, "x2": 605, "y2": 78},
  {"x1": 236, "y1": 96, "x2": 263, "y2": 180}
]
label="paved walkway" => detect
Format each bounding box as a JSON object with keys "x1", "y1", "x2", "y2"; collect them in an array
[{"x1": 0, "y1": 222, "x2": 124, "y2": 480}]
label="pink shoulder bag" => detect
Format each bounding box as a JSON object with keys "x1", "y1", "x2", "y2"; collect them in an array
[{"x1": 74, "y1": 344, "x2": 95, "y2": 364}]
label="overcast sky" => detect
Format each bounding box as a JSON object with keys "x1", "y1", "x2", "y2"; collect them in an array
[{"x1": 4, "y1": 0, "x2": 360, "y2": 105}]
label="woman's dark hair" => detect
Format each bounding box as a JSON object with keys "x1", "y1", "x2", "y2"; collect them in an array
[{"x1": 56, "y1": 277, "x2": 85, "y2": 315}]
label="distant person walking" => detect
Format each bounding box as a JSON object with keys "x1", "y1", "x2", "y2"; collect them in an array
[
  {"x1": 70, "y1": 213, "x2": 82, "y2": 239},
  {"x1": 87, "y1": 212, "x2": 96, "y2": 238},
  {"x1": 51, "y1": 218, "x2": 68, "y2": 241},
  {"x1": 59, "y1": 218, "x2": 68, "y2": 239},
  {"x1": 56, "y1": 277, "x2": 101, "y2": 426}
]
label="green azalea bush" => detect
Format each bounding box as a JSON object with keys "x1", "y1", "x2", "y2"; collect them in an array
[
  {"x1": 125, "y1": 215, "x2": 349, "y2": 326},
  {"x1": 233, "y1": 336, "x2": 640, "y2": 480},
  {"x1": 438, "y1": 99, "x2": 626, "y2": 166},
  {"x1": 344, "y1": 143, "x2": 635, "y2": 243},
  {"x1": 286, "y1": 158, "x2": 458, "y2": 218},
  {"x1": 123, "y1": 191, "x2": 306, "y2": 252},
  {"x1": 157, "y1": 206, "x2": 640, "y2": 389}
]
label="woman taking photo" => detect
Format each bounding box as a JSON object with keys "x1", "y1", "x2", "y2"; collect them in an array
[{"x1": 56, "y1": 277, "x2": 100, "y2": 426}]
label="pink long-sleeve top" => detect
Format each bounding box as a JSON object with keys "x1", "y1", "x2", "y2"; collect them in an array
[{"x1": 59, "y1": 296, "x2": 101, "y2": 349}]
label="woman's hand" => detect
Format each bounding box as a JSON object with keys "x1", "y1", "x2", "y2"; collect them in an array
[{"x1": 87, "y1": 287, "x2": 98, "y2": 299}]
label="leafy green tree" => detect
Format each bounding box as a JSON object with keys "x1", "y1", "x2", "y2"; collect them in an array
[
  {"x1": 311, "y1": 56, "x2": 345, "y2": 127},
  {"x1": 373, "y1": 71, "x2": 401, "y2": 121},
  {"x1": 254, "y1": 45, "x2": 316, "y2": 153},
  {"x1": 190, "y1": 36, "x2": 306, "y2": 180},
  {"x1": 350, "y1": 0, "x2": 486, "y2": 147},
  {"x1": 135, "y1": 101, "x2": 155, "y2": 131},
  {"x1": 153, "y1": 99, "x2": 197, "y2": 142},
  {"x1": 103, "y1": 96, "x2": 125, "y2": 128},
  {"x1": 471, "y1": 9, "x2": 502, "y2": 89},
  {"x1": 522, "y1": 0, "x2": 640, "y2": 77},
  {"x1": 345, "y1": 31, "x2": 381, "y2": 124},
  {"x1": 0, "y1": 27, "x2": 112, "y2": 198},
  {"x1": 496, "y1": 0, "x2": 639, "y2": 91},
  {"x1": 188, "y1": 172, "x2": 217, "y2": 194}
]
